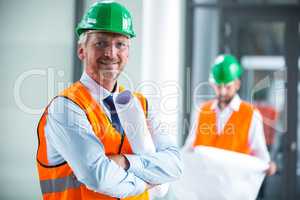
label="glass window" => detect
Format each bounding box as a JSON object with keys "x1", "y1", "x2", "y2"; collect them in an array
[
  {"x1": 238, "y1": 22, "x2": 285, "y2": 56},
  {"x1": 241, "y1": 55, "x2": 287, "y2": 200},
  {"x1": 237, "y1": 0, "x2": 298, "y2": 5}
]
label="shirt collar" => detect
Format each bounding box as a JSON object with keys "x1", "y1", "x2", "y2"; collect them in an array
[
  {"x1": 211, "y1": 94, "x2": 241, "y2": 112},
  {"x1": 80, "y1": 71, "x2": 119, "y2": 101}
]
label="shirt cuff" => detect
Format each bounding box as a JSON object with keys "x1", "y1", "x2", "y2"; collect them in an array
[{"x1": 125, "y1": 154, "x2": 144, "y2": 174}]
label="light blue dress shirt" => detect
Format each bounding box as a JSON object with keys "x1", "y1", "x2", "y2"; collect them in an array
[{"x1": 44, "y1": 72, "x2": 183, "y2": 198}]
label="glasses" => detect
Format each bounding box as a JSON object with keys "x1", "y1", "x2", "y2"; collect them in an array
[
  {"x1": 86, "y1": 30, "x2": 130, "y2": 51},
  {"x1": 94, "y1": 40, "x2": 129, "y2": 51}
]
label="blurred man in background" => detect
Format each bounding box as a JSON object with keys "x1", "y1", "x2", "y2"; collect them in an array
[{"x1": 184, "y1": 54, "x2": 276, "y2": 177}]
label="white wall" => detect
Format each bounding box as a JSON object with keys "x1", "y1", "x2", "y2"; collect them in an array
[
  {"x1": 141, "y1": 0, "x2": 185, "y2": 145},
  {"x1": 0, "y1": 0, "x2": 74, "y2": 199}
]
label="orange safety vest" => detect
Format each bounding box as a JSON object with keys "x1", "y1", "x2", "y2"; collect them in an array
[
  {"x1": 36, "y1": 81, "x2": 149, "y2": 200},
  {"x1": 193, "y1": 101, "x2": 255, "y2": 155}
]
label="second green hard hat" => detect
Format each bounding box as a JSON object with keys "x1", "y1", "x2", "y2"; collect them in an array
[
  {"x1": 210, "y1": 54, "x2": 243, "y2": 85},
  {"x1": 76, "y1": 1, "x2": 136, "y2": 38}
]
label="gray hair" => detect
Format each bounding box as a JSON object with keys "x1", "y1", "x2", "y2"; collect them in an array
[{"x1": 77, "y1": 32, "x2": 88, "y2": 45}]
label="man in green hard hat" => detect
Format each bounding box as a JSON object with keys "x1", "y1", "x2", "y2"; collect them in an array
[
  {"x1": 184, "y1": 54, "x2": 276, "y2": 176},
  {"x1": 36, "y1": 1, "x2": 182, "y2": 200}
]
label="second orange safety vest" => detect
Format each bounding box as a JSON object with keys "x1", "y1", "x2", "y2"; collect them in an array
[
  {"x1": 193, "y1": 100, "x2": 255, "y2": 154},
  {"x1": 36, "y1": 81, "x2": 149, "y2": 200}
]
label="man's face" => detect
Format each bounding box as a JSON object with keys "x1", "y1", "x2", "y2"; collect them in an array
[
  {"x1": 212, "y1": 80, "x2": 240, "y2": 105},
  {"x1": 78, "y1": 31, "x2": 130, "y2": 81}
]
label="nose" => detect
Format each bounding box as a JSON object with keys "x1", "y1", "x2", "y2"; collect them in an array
[
  {"x1": 219, "y1": 85, "x2": 227, "y2": 96},
  {"x1": 104, "y1": 44, "x2": 117, "y2": 58}
]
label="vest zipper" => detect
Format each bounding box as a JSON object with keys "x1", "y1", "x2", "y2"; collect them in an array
[
  {"x1": 110, "y1": 114, "x2": 124, "y2": 200},
  {"x1": 117, "y1": 134, "x2": 125, "y2": 200}
]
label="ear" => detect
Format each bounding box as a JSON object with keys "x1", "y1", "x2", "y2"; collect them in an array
[{"x1": 77, "y1": 45, "x2": 85, "y2": 61}]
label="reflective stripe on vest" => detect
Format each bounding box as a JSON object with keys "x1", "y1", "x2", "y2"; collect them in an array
[{"x1": 40, "y1": 174, "x2": 82, "y2": 194}]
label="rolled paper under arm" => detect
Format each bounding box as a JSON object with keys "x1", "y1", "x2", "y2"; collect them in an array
[
  {"x1": 114, "y1": 91, "x2": 169, "y2": 198},
  {"x1": 114, "y1": 90, "x2": 156, "y2": 154}
]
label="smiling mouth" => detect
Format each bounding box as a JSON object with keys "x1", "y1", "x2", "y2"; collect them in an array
[
  {"x1": 100, "y1": 62, "x2": 118, "y2": 65},
  {"x1": 98, "y1": 59, "x2": 119, "y2": 64}
]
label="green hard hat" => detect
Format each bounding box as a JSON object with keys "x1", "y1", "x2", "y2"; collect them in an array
[
  {"x1": 210, "y1": 54, "x2": 243, "y2": 85},
  {"x1": 76, "y1": 1, "x2": 135, "y2": 38}
]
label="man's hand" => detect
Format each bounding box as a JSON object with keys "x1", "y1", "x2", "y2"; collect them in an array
[
  {"x1": 108, "y1": 154, "x2": 130, "y2": 170},
  {"x1": 265, "y1": 161, "x2": 277, "y2": 176}
]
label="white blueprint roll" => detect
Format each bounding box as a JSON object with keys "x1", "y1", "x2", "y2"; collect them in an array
[
  {"x1": 114, "y1": 90, "x2": 155, "y2": 154},
  {"x1": 114, "y1": 91, "x2": 169, "y2": 199},
  {"x1": 171, "y1": 146, "x2": 268, "y2": 200}
]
